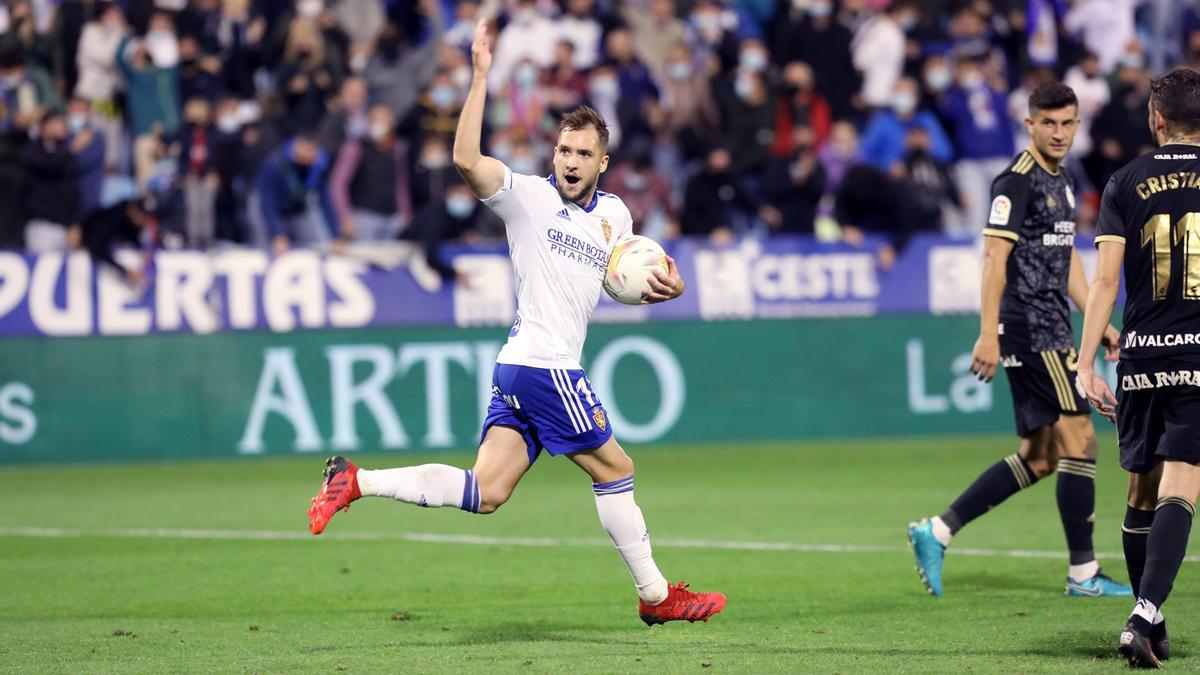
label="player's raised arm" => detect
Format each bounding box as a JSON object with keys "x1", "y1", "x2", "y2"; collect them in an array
[
  {"x1": 970, "y1": 235, "x2": 1014, "y2": 382},
  {"x1": 453, "y1": 19, "x2": 506, "y2": 199}
]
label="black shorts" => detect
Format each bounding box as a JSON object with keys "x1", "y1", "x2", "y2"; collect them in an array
[
  {"x1": 1001, "y1": 347, "x2": 1091, "y2": 437},
  {"x1": 1116, "y1": 359, "x2": 1200, "y2": 474}
]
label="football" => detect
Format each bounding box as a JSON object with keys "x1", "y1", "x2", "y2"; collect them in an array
[{"x1": 603, "y1": 235, "x2": 669, "y2": 305}]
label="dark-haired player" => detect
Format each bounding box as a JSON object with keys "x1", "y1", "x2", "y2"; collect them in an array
[
  {"x1": 908, "y1": 83, "x2": 1132, "y2": 598},
  {"x1": 1077, "y1": 66, "x2": 1200, "y2": 668},
  {"x1": 306, "y1": 19, "x2": 726, "y2": 626}
]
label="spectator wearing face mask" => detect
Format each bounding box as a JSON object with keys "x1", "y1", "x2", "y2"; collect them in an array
[
  {"x1": 765, "y1": 125, "x2": 827, "y2": 235},
  {"x1": 544, "y1": 40, "x2": 588, "y2": 117},
  {"x1": 604, "y1": 27, "x2": 659, "y2": 113},
  {"x1": 937, "y1": 57, "x2": 1012, "y2": 235},
  {"x1": 818, "y1": 120, "x2": 863, "y2": 193},
  {"x1": 75, "y1": 2, "x2": 128, "y2": 167},
  {"x1": 1087, "y1": 52, "x2": 1154, "y2": 188},
  {"x1": 277, "y1": 18, "x2": 344, "y2": 134},
  {"x1": 362, "y1": 2, "x2": 443, "y2": 125},
  {"x1": 715, "y1": 50, "x2": 775, "y2": 177},
  {"x1": 623, "y1": 0, "x2": 687, "y2": 78},
  {"x1": 0, "y1": 47, "x2": 61, "y2": 133},
  {"x1": 1063, "y1": 52, "x2": 1109, "y2": 160},
  {"x1": 404, "y1": 179, "x2": 493, "y2": 285},
  {"x1": 687, "y1": 1, "x2": 739, "y2": 73},
  {"x1": 248, "y1": 135, "x2": 339, "y2": 255},
  {"x1": 178, "y1": 98, "x2": 223, "y2": 246},
  {"x1": 489, "y1": 0, "x2": 557, "y2": 94},
  {"x1": 682, "y1": 146, "x2": 769, "y2": 243},
  {"x1": 655, "y1": 43, "x2": 719, "y2": 163},
  {"x1": 771, "y1": 0, "x2": 859, "y2": 119},
  {"x1": 401, "y1": 72, "x2": 463, "y2": 143},
  {"x1": 177, "y1": 35, "x2": 224, "y2": 104},
  {"x1": 329, "y1": 103, "x2": 412, "y2": 242},
  {"x1": 409, "y1": 135, "x2": 455, "y2": 215},
  {"x1": 316, "y1": 76, "x2": 367, "y2": 154},
  {"x1": 489, "y1": 59, "x2": 553, "y2": 145},
  {"x1": 202, "y1": 0, "x2": 263, "y2": 100},
  {"x1": 558, "y1": 0, "x2": 603, "y2": 70},
  {"x1": 583, "y1": 63, "x2": 648, "y2": 154},
  {"x1": 896, "y1": 126, "x2": 960, "y2": 239},
  {"x1": 0, "y1": 0, "x2": 53, "y2": 74},
  {"x1": 606, "y1": 152, "x2": 674, "y2": 239},
  {"x1": 66, "y1": 96, "x2": 107, "y2": 219},
  {"x1": 859, "y1": 77, "x2": 952, "y2": 174},
  {"x1": 23, "y1": 111, "x2": 82, "y2": 252},
  {"x1": 851, "y1": 0, "x2": 918, "y2": 110},
  {"x1": 117, "y1": 12, "x2": 183, "y2": 189},
  {"x1": 772, "y1": 61, "x2": 833, "y2": 156}
]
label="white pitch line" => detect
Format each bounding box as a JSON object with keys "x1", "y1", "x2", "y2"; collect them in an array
[{"x1": 0, "y1": 526, "x2": 1196, "y2": 563}]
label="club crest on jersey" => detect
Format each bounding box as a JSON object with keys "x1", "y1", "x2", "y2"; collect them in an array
[
  {"x1": 988, "y1": 195, "x2": 1012, "y2": 225},
  {"x1": 1064, "y1": 185, "x2": 1075, "y2": 209},
  {"x1": 592, "y1": 406, "x2": 607, "y2": 430},
  {"x1": 600, "y1": 218, "x2": 611, "y2": 243}
]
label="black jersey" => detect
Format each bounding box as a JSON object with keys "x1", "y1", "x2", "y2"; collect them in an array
[
  {"x1": 1096, "y1": 144, "x2": 1200, "y2": 364},
  {"x1": 982, "y1": 150, "x2": 1079, "y2": 352}
]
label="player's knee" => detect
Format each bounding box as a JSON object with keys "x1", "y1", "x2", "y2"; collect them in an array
[{"x1": 1026, "y1": 456, "x2": 1056, "y2": 478}]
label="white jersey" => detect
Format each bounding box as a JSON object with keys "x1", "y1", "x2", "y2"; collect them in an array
[{"x1": 481, "y1": 165, "x2": 633, "y2": 370}]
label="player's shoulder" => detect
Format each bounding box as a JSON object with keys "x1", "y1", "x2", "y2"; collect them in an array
[
  {"x1": 594, "y1": 188, "x2": 632, "y2": 218},
  {"x1": 992, "y1": 151, "x2": 1037, "y2": 190}
]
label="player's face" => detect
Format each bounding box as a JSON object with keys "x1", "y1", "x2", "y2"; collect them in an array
[
  {"x1": 552, "y1": 127, "x2": 609, "y2": 205},
  {"x1": 1025, "y1": 106, "x2": 1079, "y2": 163}
]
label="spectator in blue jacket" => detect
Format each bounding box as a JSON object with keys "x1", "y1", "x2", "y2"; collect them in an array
[
  {"x1": 937, "y1": 57, "x2": 1013, "y2": 235},
  {"x1": 248, "y1": 135, "x2": 339, "y2": 255},
  {"x1": 859, "y1": 77, "x2": 953, "y2": 174},
  {"x1": 66, "y1": 96, "x2": 107, "y2": 218}
]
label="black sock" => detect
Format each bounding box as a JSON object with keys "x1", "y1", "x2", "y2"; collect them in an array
[
  {"x1": 941, "y1": 454, "x2": 1038, "y2": 533},
  {"x1": 1056, "y1": 458, "x2": 1096, "y2": 567},
  {"x1": 1122, "y1": 506, "x2": 1155, "y2": 595},
  {"x1": 1139, "y1": 497, "x2": 1195, "y2": 609}
]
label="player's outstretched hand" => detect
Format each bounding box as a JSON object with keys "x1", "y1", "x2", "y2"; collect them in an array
[
  {"x1": 471, "y1": 18, "x2": 492, "y2": 75},
  {"x1": 1077, "y1": 368, "x2": 1118, "y2": 422},
  {"x1": 1101, "y1": 324, "x2": 1122, "y2": 362},
  {"x1": 970, "y1": 333, "x2": 1000, "y2": 382},
  {"x1": 642, "y1": 255, "x2": 684, "y2": 304}
]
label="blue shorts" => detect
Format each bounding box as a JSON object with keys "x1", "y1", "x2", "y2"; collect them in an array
[{"x1": 480, "y1": 363, "x2": 614, "y2": 464}]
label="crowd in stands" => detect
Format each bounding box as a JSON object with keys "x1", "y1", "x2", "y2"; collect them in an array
[{"x1": 2, "y1": 0, "x2": 1199, "y2": 279}]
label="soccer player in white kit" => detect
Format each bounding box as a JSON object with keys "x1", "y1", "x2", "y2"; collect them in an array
[{"x1": 308, "y1": 18, "x2": 727, "y2": 627}]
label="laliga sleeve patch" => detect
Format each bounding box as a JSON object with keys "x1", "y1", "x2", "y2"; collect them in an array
[{"x1": 988, "y1": 195, "x2": 1012, "y2": 226}]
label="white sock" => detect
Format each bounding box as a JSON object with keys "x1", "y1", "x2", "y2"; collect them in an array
[
  {"x1": 357, "y1": 465, "x2": 478, "y2": 511},
  {"x1": 1068, "y1": 560, "x2": 1099, "y2": 582},
  {"x1": 1153, "y1": 610, "x2": 1165, "y2": 625},
  {"x1": 593, "y1": 476, "x2": 668, "y2": 605},
  {"x1": 930, "y1": 516, "x2": 953, "y2": 547},
  {"x1": 1131, "y1": 598, "x2": 1158, "y2": 624}
]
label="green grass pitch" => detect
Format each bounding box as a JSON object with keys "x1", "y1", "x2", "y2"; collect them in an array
[{"x1": 0, "y1": 436, "x2": 1194, "y2": 672}]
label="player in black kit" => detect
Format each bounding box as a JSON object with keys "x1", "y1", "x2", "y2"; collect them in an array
[
  {"x1": 1078, "y1": 67, "x2": 1200, "y2": 668},
  {"x1": 908, "y1": 83, "x2": 1131, "y2": 598}
]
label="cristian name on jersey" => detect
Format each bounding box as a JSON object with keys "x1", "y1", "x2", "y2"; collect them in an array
[
  {"x1": 482, "y1": 164, "x2": 634, "y2": 370},
  {"x1": 982, "y1": 150, "x2": 1079, "y2": 353},
  {"x1": 1097, "y1": 144, "x2": 1200, "y2": 364}
]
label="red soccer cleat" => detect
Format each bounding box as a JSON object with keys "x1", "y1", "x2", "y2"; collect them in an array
[
  {"x1": 638, "y1": 581, "x2": 727, "y2": 626},
  {"x1": 307, "y1": 456, "x2": 362, "y2": 535}
]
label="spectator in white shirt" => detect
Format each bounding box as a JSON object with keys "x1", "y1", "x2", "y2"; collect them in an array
[
  {"x1": 852, "y1": 1, "x2": 918, "y2": 109},
  {"x1": 557, "y1": 0, "x2": 602, "y2": 70},
  {"x1": 489, "y1": 0, "x2": 558, "y2": 94}
]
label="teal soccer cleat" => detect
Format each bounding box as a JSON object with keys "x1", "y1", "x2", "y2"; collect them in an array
[
  {"x1": 907, "y1": 519, "x2": 945, "y2": 597},
  {"x1": 1065, "y1": 571, "x2": 1134, "y2": 597}
]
